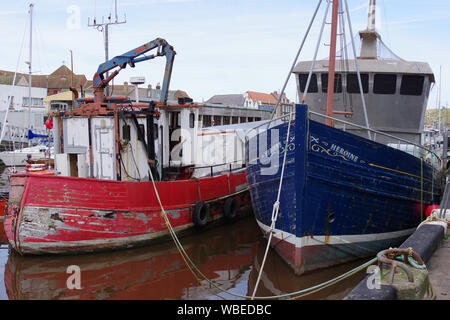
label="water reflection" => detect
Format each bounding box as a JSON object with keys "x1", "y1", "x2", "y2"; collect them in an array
[
  {"x1": 0, "y1": 163, "x2": 369, "y2": 300},
  {"x1": 5, "y1": 218, "x2": 260, "y2": 300},
  {"x1": 247, "y1": 238, "x2": 369, "y2": 300},
  {"x1": 4, "y1": 215, "x2": 369, "y2": 300}
]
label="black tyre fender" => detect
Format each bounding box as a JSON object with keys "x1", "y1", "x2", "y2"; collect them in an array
[
  {"x1": 223, "y1": 197, "x2": 237, "y2": 221},
  {"x1": 192, "y1": 201, "x2": 210, "y2": 227}
]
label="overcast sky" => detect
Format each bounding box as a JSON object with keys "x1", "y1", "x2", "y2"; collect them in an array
[{"x1": 1, "y1": 0, "x2": 449, "y2": 108}]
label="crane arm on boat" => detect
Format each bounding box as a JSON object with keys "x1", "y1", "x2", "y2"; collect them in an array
[{"x1": 91, "y1": 38, "x2": 176, "y2": 104}]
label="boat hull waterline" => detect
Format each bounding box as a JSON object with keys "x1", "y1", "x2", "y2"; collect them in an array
[
  {"x1": 5, "y1": 172, "x2": 251, "y2": 255},
  {"x1": 245, "y1": 104, "x2": 440, "y2": 275}
]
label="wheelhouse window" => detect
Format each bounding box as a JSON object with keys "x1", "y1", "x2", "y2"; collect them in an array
[
  {"x1": 321, "y1": 73, "x2": 342, "y2": 93},
  {"x1": 400, "y1": 75, "x2": 424, "y2": 96},
  {"x1": 203, "y1": 115, "x2": 212, "y2": 127},
  {"x1": 346, "y1": 73, "x2": 369, "y2": 93},
  {"x1": 373, "y1": 74, "x2": 397, "y2": 94},
  {"x1": 213, "y1": 115, "x2": 221, "y2": 126},
  {"x1": 298, "y1": 74, "x2": 318, "y2": 93},
  {"x1": 189, "y1": 113, "x2": 195, "y2": 128}
]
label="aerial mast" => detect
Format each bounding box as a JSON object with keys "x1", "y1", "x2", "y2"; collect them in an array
[{"x1": 88, "y1": 0, "x2": 126, "y2": 97}]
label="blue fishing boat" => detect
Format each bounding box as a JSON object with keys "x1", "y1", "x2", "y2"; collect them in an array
[{"x1": 245, "y1": 0, "x2": 443, "y2": 275}]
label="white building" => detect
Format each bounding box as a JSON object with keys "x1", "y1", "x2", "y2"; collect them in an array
[{"x1": 0, "y1": 81, "x2": 47, "y2": 111}]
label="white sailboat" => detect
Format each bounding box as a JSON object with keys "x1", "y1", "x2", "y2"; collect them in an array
[{"x1": 0, "y1": 3, "x2": 54, "y2": 167}]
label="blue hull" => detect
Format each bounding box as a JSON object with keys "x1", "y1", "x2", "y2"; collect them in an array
[{"x1": 245, "y1": 104, "x2": 441, "y2": 275}]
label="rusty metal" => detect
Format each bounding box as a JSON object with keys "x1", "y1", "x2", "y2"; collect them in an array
[{"x1": 376, "y1": 247, "x2": 425, "y2": 284}]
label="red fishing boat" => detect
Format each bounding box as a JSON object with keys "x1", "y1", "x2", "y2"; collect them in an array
[{"x1": 5, "y1": 38, "x2": 252, "y2": 255}]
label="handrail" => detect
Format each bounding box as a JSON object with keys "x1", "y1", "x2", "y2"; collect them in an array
[
  {"x1": 244, "y1": 108, "x2": 441, "y2": 164},
  {"x1": 244, "y1": 113, "x2": 292, "y2": 141},
  {"x1": 188, "y1": 160, "x2": 245, "y2": 178},
  {"x1": 309, "y1": 110, "x2": 441, "y2": 163}
]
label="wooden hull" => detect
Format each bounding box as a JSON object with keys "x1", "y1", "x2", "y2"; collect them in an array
[
  {"x1": 5, "y1": 171, "x2": 251, "y2": 255},
  {"x1": 245, "y1": 104, "x2": 442, "y2": 275}
]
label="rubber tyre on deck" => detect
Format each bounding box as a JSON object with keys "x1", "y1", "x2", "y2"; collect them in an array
[{"x1": 193, "y1": 201, "x2": 210, "y2": 227}]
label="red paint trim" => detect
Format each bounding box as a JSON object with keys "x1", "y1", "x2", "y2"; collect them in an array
[{"x1": 198, "y1": 130, "x2": 237, "y2": 136}]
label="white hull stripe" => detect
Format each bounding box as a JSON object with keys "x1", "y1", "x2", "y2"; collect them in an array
[{"x1": 256, "y1": 220, "x2": 416, "y2": 248}]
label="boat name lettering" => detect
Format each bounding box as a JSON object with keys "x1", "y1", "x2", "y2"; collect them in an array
[{"x1": 330, "y1": 144, "x2": 359, "y2": 162}]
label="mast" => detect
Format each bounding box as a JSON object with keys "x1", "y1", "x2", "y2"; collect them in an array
[
  {"x1": 325, "y1": 0, "x2": 340, "y2": 126},
  {"x1": 359, "y1": 0, "x2": 379, "y2": 59},
  {"x1": 367, "y1": 0, "x2": 376, "y2": 31},
  {"x1": 27, "y1": 3, "x2": 33, "y2": 140},
  {"x1": 88, "y1": 0, "x2": 126, "y2": 97}
]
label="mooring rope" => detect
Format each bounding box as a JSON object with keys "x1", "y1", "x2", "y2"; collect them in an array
[
  {"x1": 250, "y1": 109, "x2": 294, "y2": 300},
  {"x1": 147, "y1": 164, "x2": 377, "y2": 300}
]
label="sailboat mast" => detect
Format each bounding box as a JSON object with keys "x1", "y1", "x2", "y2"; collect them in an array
[
  {"x1": 28, "y1": 3, "x2": 33, "y2": 136},
  {"x1": 325, "y1": 0, "x2": 340, "y2": 126}
]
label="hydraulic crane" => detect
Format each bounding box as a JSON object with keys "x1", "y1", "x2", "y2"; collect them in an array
[
  {"x1": 90, "y1": 37, "x2": 176, "y2": 105},
  {"x1": 66, "y1": 38, "x2": 176, "y2": 181}
]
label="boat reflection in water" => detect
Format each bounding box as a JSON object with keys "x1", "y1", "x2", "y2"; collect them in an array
[
  {"x1": 4, "y1": 216, "x2": 369, "y2": 300},
  {"x1": 4, "y1": 218, "x2": 259, "y2": 300},
  {"x1": 247, "y1": 238, "x2": 371, "y2": 300}
]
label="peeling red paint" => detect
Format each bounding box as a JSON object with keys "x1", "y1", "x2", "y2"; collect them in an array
[{"x1": 5, "y1": 172, "x2": 251, "y2": 255}]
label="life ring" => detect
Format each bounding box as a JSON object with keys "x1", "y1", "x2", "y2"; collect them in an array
[
  {"x1": 192, "y1": 201, "x2": 210, "y2": 227},
  {"x1": 223, "y1": 197, "x2": 237, "y2": 221}
]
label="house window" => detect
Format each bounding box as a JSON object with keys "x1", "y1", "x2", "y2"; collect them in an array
[
  {"x1": 248, "y1": 117, "x2": 254, "y2": 122},
  {"x1": 232, "y1": 116, "x2": 239, "y2": 124},
  {"x1": 346, "y1": 73, "x2": 369, "y2": 93},
  {"x1": 321, "y1": 73, "x2": 342, "y2": 93},
  {"x1": 240, "y1": 117, "x2": 247, "y2": 123},
  {"x1": 298, "y1": 74, "x2": 318, "y2": 93},
  {"x1": 7, "y1": 96, "x2": 14, "y2": 108},
  {"x1": 400, "y1": 75, "x2": 424, "y2": 96},
  {"x1": 373, "y1": 74, "x2": 397, "y2": 94},
  {"x1": 23, "y1": 97, "x2": 44, "y2": 106},
  {"x1": 223, "y1": 116, "x2": 231, "y2": 125}
]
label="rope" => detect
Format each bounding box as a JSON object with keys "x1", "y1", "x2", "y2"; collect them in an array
[
  {"x1": 146, "y1": 148, "x2": 378, "y2": 300},
  {"x1": 269, "y1": 0, "x2": 324, "y2": 119},
  {"x1": 250, "y1": 110, "x2": 294, "y2": 300},
  {"x1": 421, "y1": 157, "x2": 424, "y2": 221},
  {"x1": 417, "y1": 214, "x2": 448, "y2": 230}
]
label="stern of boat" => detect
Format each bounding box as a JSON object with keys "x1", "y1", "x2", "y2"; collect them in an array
[{"x1": 4, "y1": 175, "x2": 28, "y2": 254}]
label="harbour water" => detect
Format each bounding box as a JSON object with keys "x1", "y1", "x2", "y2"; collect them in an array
[{"x1": 0, "y1": 168, "x2": 369, "y2": 300}]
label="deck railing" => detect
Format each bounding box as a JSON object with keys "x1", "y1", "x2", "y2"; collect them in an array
[{"x1": 244, "y1": 108, "x2": 442, "y2": 167}]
